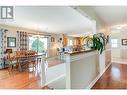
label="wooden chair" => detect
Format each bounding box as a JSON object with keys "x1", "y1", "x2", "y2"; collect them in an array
[
  {"x1": 6, "y1": 53, "x2": 17, "y2": 73},
  {"x1": 15, "y1": 50, "x2": 30, "y2": 71}
]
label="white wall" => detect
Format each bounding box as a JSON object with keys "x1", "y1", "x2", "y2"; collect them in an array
[
  {"x1": 65, "y1": 51, "x2": 99, "y2": 89},
  {"x1": 79, "y1": 6, "x2": 107, "y2": 33},
  {"x1": 111, "y1": 29, "x2": 127, "y2": 59},
  {"x1": 49, "y1": 34, "x2": 60, "y2": 57}
]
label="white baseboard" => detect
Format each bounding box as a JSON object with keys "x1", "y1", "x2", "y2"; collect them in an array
[
  {"x1": 112, "y1": 61, "x2": 127, "y2": 64},
  {"x1": 86, "y1": 62, "x2": 112, "y2": 89}
]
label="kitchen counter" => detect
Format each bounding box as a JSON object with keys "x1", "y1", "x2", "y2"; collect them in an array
[{"x1": 64, "y1": 49, "x2": 96, "y2": 55}]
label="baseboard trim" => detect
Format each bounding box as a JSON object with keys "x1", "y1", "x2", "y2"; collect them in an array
[
  {"x1": 112, "y1": 61, "x2": 127, "y2": 64},
  {"x1": 86, "y1": 62, "x2": 112, "y2": 89}
]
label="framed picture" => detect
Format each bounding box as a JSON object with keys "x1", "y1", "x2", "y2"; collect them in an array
[
  {"x1": 7, "y1": 37, "x2": 16, "y2": 47},
  {"x1": 122, "y1": 39, "x2": 127, "y2": 45},
  {"x1": 51, "y1": 37, "x2": 55, "y2": 42}
]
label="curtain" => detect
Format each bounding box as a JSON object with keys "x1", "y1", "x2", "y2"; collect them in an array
[
  {"x1": 17, "y1": 31, "x2": 28, "y2": 50},
  {"x1": 0, "y1": 28, "x2": 7, "y2": 69}
]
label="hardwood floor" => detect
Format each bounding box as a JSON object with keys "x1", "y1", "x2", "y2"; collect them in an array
[
  {"x1": 92, "y1": 63, "x2": 127, "y2": 89},
  {"x1": 0, "y1": 58, "x2": 63, "y2": 89},
  {"x1": 1, "y1": 59, "x2": 127, "y2": 89}
]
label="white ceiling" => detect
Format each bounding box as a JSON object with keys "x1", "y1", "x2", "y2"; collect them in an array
[
  {"x1": 2, "y1": 6, "x2": 127, "y2": 35},
  {"x1": 0, "y1": 6, "x2": 93, "y2": 36},
  {"x1": 93, "y1": 6, "x2": 127, "y2": 26}
]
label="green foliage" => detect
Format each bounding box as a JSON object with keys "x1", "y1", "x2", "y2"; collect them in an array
[
  {"x1": 83, "y1": 33, "x2": 108, "y2": 54},
  {"x1": 31, "y1": 38, "x2": 45, "y2": 53}
]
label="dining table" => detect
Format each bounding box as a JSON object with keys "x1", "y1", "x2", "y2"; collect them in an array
[
  {"x1": 15, "y1": 53, "x2": 45, "y2": 72},
  {"x1": 16, "y1": 55, "x2": 33, "y2": 72}
]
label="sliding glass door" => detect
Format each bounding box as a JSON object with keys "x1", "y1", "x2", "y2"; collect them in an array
[{"x1": 29, "y1": 35, "x2": 48, "y2": 54}]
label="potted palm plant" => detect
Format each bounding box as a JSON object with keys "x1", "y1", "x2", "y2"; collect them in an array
[{"x1": 83, "y1": 33, "x2": 108, "y2": 54}]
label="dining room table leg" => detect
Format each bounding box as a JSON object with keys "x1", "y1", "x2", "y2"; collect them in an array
[
  {"x1": 17, "y1": 59, "x2": 22, "y2": 72},
  {"x1": 18, "y1": 63, "x2": 22, "y2": 72}
]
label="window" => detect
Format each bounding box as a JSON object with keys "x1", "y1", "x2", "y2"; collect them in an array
[
  {"x1": 68, "y1": 39, "x2": 73, "y2": 46},
  {"x1": 29, "y1": 36, "x2": 48, "y2": 54},
  {"x1": 111, "y1": 39, "x2": 118, "y2": 48}
]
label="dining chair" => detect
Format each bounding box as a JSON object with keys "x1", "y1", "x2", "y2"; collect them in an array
[
  {"x1": 17, "y1": 50, "x2": 29, "y2": 70},
  {"x1": 6, "y1": 53, "x2": 18, "y2": 73}
]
